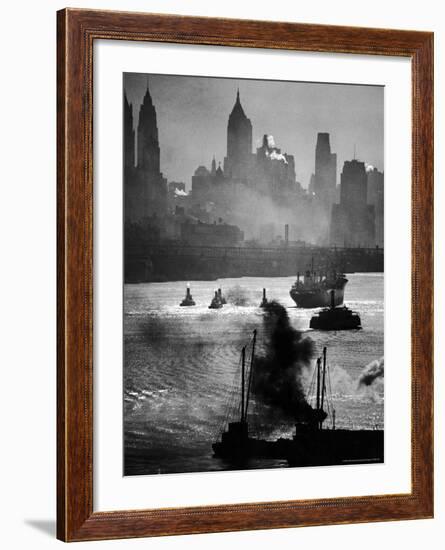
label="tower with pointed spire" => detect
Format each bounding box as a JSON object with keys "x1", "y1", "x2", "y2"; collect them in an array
[
  {"x1": 223, "y1": 89, "x2": 253, "y2": 181},
  {"x1": 124, "y1": 79, "x2": 167, "y2": 224},
  {"x1": 137, "y1": 80, "x2": 161, "y2": 173}
]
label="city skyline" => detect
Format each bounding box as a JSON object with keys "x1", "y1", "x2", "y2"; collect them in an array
[{"x1": 124, "y1": 73, "x2": 384, "y2": 190}]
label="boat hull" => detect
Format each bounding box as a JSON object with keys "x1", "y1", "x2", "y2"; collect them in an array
[
  {"x1": 213, "y1": 426, "x2": 383, "y2": 467},
  {"x1": 290, "y1": 287, "x2": 345, "y2": 308},
  {"x1": 309, "y1": 308, "x2": 361, "y2": 330},
  {"x1": 287, "y1": 429, "x2": 383, "y2": 466}
]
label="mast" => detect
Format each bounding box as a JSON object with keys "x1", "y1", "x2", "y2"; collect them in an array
[
  {"x1": 241, "y1": 346, "x2": 246, "y2": 423},
  {"x1": 316, "y1": 356, "x2": 321, "y2": 412},
  {"x1": 321, "y1": 347, "x2": 327, "y2": 411},
  {"x1": 320, "y1": 347, "x2": 327, "y2": 429},
  {"x1": 244, "y1": 330, "x2": 257, "y2": 420}
]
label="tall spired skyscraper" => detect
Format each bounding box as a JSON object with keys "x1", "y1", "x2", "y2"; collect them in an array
[
  {"x1": 124, "y1": 79, "x2": 167, "y2": 224},
  {"x1": 137, "y1": 81, "x2": 161, "y2": 173},
  {"x1": 223, "y1": 90, "x2": 253, "y2": 181}
]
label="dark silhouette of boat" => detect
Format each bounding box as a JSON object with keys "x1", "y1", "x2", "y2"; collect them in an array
[
  {"x1": 309, "y1": 290, "x2": 361, "y2": 330},
  {"x1": 290, "y1": 259, "x2": 347, "y2": 308},
  {"x1": 287, "y1": 348, "x2": 382, "y2": 466},
  {"x1": 212, "y1": 336, "x2": 383, "y2": 467},
  {"x1": 209, "y1": 290, "x2": 224, "y2": 309},
  {"x1": 180, "y1": 284, "x2": 196, "y2": 306}
]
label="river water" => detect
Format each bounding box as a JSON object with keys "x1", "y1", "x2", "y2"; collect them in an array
[{"x1": 124, "y1": 273, "x2": 384, "y2": 475}]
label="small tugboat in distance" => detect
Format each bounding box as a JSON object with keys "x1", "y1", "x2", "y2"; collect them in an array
[
  {"x1": 209, "y1": 290, "x2": 224, "y2": 309},
  {"x1": 309, "y1": 290, "x2": 361, "y2": 331},
  {"x1": 179, "y1": 284, "x2": 196, "y2": 306}
]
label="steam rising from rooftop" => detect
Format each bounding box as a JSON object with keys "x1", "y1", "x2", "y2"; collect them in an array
[{"x1": 266, "y1": 134, "x2": 276, "y2": 148}]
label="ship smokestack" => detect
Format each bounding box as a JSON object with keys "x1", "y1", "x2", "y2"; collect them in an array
[
  {"x1": 284, "y1": 224, "x2": 289, "y2": 246},
  {"x1": 260, "y1": 288, "x2": 268, "y2": 307},
  {"x1": 217, "y1": 287, "x2": 227, "y2": 304},
  {"x1": 180, "y1": 283, "x2": 195, "y2": 306}
]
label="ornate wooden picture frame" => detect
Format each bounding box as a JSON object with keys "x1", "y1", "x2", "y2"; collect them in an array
[{"x1": 57, "y1": 8, "x2": 433, "y2": 542}]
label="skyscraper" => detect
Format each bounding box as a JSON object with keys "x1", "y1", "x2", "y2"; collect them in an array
[
  {"x1": 124, "y1": 80, "x2": 167, "y2": 224},
  {"x1": 312, "y1": 132, "x2": 337, "y2": 207},
  {"x1": 330, "y1": 159, "x2": 375, "y2": 247},
  {"x1": 137, "y1": 82, "x2": 161, "y2": 174},
  {"x1": 367, "y1": 167, "x2": 384, "y2": 248},
  {"x1": 124, "y1": 93, "x2": 135, "y2": 169},
  {"x1": 223, "y1": 90, "x2": 253, "y2": 181}
]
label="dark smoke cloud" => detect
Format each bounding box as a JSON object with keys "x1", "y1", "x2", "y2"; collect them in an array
[
  {"x1": 252, "y1": 301, "x2": 316, "y2": 421},
  {"x1": 358, "y1": 357, "x2": 384, "y2": 387}
]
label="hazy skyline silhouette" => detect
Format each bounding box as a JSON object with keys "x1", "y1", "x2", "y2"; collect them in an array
[{"x1": 124, "y1": 73, "x2": 384, "y2": 190}]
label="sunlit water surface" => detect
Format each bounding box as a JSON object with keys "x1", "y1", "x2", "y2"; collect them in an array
[{"x1": 124, "y1": 273, "x2": 383, "y2": 475}]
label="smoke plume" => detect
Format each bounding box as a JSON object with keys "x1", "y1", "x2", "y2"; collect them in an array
[
  {"x1": 252, "y1": 301, "x2": 316, "y2": 421},
  {"x1": 226, "y1": 285, "x2": 252, "y2": 306},
  {"x1": 358, "y1": 357, "x2": 384, "y2": 387}
]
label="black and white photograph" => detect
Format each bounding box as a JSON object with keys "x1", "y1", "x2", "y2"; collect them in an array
[{"x1": 123, "y1": 73, "x2": 384, "y2": 476}]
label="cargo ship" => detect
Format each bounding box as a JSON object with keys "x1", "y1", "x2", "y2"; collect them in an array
[
  {"x1": 289, "y1": 260, "x2": 348, "y2": 308},
  {"x1": 212, "y1": 334, "x2": 383, "y2": 467}
]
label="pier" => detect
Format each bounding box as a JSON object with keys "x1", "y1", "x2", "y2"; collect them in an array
[{"x1": 125, "y1": 243, "x2": 383, "y2": 283}]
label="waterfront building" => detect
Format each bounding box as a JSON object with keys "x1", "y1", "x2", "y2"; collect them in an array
[{"x1": 181, "y1": 219, "x2": 244, "y2": 247}]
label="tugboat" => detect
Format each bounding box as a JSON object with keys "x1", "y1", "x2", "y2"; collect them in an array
[
  {"x1": 179, "y1": 284, "x2": 196, "y2": 306},
  {"x1": 290, "y1": 259, "x2": 348, "y2": 308},
  {"x1": 309, "y1": 290, "x2": 361, "y2": 330},
  {"x1": 213, "y1": 336, "x2": 383, "y2": 467},
  {"x1": 209, "y1": 290, "x2": 224, "y2": 309},
  {"x1": 212, "y1": 331, "x2": 291, "y2": 460}
]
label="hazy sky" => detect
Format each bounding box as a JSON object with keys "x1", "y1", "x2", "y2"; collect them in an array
[{"x1": 124, "y1": 73, "x2": 383, "y2": 190}]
